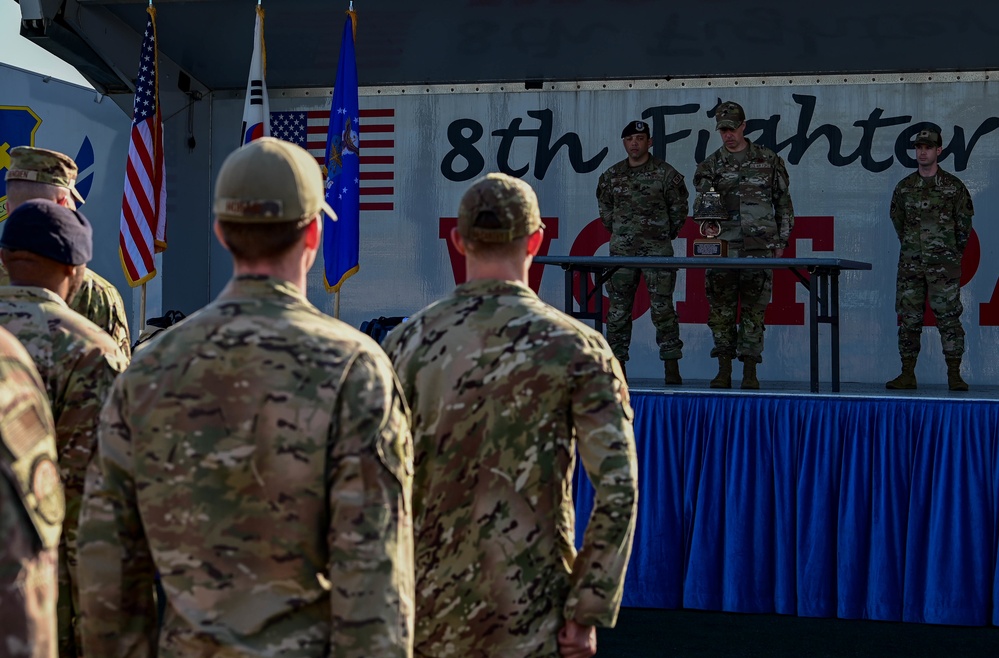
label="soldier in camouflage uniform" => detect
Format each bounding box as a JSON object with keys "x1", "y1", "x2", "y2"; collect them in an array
[
  {"x1": 2, "y1": 146, "x2": 132, "y2": 358},
  {"x1": 693, "y1": 101, "x2": 795, "y2": 390},
  {"x1": 384, "y1": 173, "x2": 638, "y2": 658},
  {"x1": 886, "y1": 128, "x2": 974, "y2": 391},
  {"x1": 596, "y1": 120, "x2": 689, "y2": 384},
  {"x1": 77, "y1": 137, "x2": 415, "y2": 658},
  {"x1": 0, "y1": 200, "x2": 126, "y2": 658},
  {"x1": 0, "y1": 326, "x2": 64, "y2": 658}
]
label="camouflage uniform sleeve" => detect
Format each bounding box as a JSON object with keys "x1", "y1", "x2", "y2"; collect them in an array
[
  {"x1": 0, "y1": 347, "x2": 62, "y2": 658},
  {"x1": 328, "y1": 350, "x2": 414, "y2": 658},
  {"x1": 954, "y1": 182, "x2": 974, "y2": 253},
  {"x1": 596, "y1": 170, "x2": 614, "y2": 232},
  {"x1": 564, "y1": 335, "x2": 638, "y2": 628},
  {"x1": 77, "y1": 380, "x2": 159, "y2": 658},
  {"x1": 692, "y1": 154, "x2": 716, "y2": 195},
  {"x1": 666, "y1": 170, "x2": 690, "y2": 240},
  {"x1": 889, "y1": 183, "x2": 906, "y2": 241},
  {"x1": 56, "y1": 344, "x2": 127, "y2": 616},
  {"x1": 771, "y1": 154, "x2": 795, "y2": 248}
]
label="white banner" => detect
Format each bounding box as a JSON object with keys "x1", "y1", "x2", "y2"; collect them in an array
[{"x1": 255, "y1": 73, "x2": 999, "y2": 386}]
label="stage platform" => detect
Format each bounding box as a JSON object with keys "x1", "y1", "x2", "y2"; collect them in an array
[
  {"x1": 574, "y1": 382, "x2": 999, "y2": 628},
  {"x1": 625, "y1": 378, "x2": 999, "y2": 401}
]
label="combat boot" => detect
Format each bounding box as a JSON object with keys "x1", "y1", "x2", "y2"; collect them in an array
[
  {"x1": 741, "y1": 360, "x2": 760, "y2": 390},
  {"x1": 664, "y1": 359, "x2": 682, "y2": 386},
  {"x1": 885, "y1": 358, "x2": 917, "y2": 390},
  {"x1": 709, "y1": 357, "x2": 732, "y2": 389},
  {"x1": 946, "y1": 357, "x2": 969, "y2": 391}
]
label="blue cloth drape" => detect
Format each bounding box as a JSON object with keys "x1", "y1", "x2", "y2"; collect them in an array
[{"x1": 574, "y1": 393, "x2": 999, "y2": 626}]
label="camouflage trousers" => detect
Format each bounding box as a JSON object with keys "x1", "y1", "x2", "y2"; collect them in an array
[
  {"x1": 606, "y1": 268, "x2": 682, "y2": 361},
  {"x1": 895, "y1": 262, "x2": 965, "y2": 359},
  {"x1": 705, "y1": 266, "x2": 772, "y2": 364},
  {"x1": 58, "y1": 482, "x2": 84, "y2": 658}
]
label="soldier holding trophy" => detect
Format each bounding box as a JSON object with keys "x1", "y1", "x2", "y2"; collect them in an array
[{"x1": 693, "y1": 101, "x2": 795, "y2": 390}]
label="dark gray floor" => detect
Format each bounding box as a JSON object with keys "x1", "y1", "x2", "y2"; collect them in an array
[{"x1": 599, "y1": 608, "x2": 999, "y2": 657}]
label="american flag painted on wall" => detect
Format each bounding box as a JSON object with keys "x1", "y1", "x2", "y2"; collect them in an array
[{"x1": 269, "y1": 109, "x2": 395, "y2": 212}]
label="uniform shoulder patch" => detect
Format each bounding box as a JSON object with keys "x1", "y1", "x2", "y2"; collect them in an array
[
  {"x1": 30, "y1": 455, "x2": 63, "y2": 525},
  {"x1": 1, "y1": 403, "x2": 49, "y2": 459}
]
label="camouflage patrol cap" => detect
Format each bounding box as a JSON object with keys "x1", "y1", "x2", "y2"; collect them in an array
[
  {"x1": 715, "y1": 101, "x2": 746, "y2": 130},
  {"x1": 457, "y1": 173, "x2": 545, "y2": 243},
  {"x1": 621, "y1": 120, "x2": 651, "y2": 138},
  {"x1": 214, "y1": 137, "x2": 337, "y2": 223},
  {"x1": 913, "y1": 129, "x2": 942, "y2": 148},
  {"x1": 0, "y1": 198, "x2": 93, "y2": 265},
  {"x1": 5, "y1": 146, "x2": 86, "y2": 204}
]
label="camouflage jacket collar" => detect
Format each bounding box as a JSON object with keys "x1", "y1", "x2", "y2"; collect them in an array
[
  {"x1": 453, "y1": 278, "x2": 535, "y2": 300},
  {"x1": 908, "y1": 166, "x2": 953, "y2": 186},
  {"x1": 0, "y1": 285, "x2": 68, "y2": 308},
  {"x1": 716, "y1": 138, "x2": 769, "y2": 163},
  {"x1": 219, "y1": 275, "x2": 310, "y2": 306}
]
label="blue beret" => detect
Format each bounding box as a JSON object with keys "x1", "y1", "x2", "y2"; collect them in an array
[{"x1": 0, "y1": 199, "x2": 93, "y2": 265}]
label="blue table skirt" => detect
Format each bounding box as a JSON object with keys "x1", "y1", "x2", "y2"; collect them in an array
[{"x1": 574, "y1": 393, "x2": 999, "y2": 626}]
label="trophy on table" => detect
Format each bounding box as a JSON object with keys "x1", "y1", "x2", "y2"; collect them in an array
[{"x1": 692, "y1": 186, "x2": 728, "y2": 257}]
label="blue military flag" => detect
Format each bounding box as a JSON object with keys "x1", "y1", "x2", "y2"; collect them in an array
[{"x1": 323, "y1": 9, "x2": 359, "y2": 292}]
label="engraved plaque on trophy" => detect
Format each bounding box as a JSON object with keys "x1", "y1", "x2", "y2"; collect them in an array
[{"x1": 692, "y1": 187, "x2": 728, "y2": 257}]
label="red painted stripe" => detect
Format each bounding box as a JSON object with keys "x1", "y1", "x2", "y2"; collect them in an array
[
  {"x1": 361, "y1": 202, "x2": 394, "y2": 211},
  {"x1": 360, "y1": 156, "x2": 394, "y2": 165},
  {"x1": 363, "y1": 140, "x2": 394, "y2": 149},
  {"x1": 360, "y1": 171, "x2": 394, "y2": 180},
  {"x1": 360, "y1": 187, "x2": 394, "y2": 195},
  {"x1": 361, "y1": 109, "x2": 395, "y2": 117},
  {"x1": 360, "y1": 124, "x2": 395, "y2": 133}
]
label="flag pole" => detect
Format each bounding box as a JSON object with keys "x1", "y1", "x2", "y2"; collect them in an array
[{"x1": 140, "y1": 283, "x2": 147, "y2": 327}]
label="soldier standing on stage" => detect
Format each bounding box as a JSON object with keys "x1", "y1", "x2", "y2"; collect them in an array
[
  {"x1": 3, "y1": 146, "x2": 132, "y2": 358},
  {"x1": 694, "y1": 101, "x2": 794, "y2": 390},
  {"x1": 886, "y1": 128, "x2": 974, "y2": 391},
  {"x1": 0, "y1": 199, "x2": 126, "y2": 658},
  {"x1": 385, "y1": 173, "x2": 638, "y2": 658},
  {"x1": 0, "y1": 326, "x2": 64, "y2": 658},
  {"x1": 596, "y1": 120, "x2": 689, "y2": 384},
  {"x1": 77, "y1": 137, "x2": 414, "y2": 657}
]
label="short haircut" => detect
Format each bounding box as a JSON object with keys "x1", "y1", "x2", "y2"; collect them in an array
[
  {"x1": 462, "y1": 232, "x2": 529, "y2": 260},
  {"x1": 6, "y1": 179, "x2": 71, "y2": 209},
  {"x1": 217, "y1": 217, "x2": 311, "y2": 261}
]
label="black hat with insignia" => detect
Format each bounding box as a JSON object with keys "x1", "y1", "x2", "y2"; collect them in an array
[{"x1": 621, "y1": 120, "x2": 651, "y2": 139}]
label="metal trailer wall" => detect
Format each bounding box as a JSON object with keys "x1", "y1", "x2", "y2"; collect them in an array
[
  {"x1": 0, "y1": 64, "x2": 136, "y2": 314},
  {"x1": 197, "y1": 72, "x2": 999, "y2": 386}
]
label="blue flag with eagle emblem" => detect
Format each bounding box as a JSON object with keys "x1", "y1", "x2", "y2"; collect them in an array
[{"x1": 323, "y1": 10, "x2": 359, "y2": 292}]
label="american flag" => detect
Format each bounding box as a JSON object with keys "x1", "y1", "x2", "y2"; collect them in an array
[
  {"x1": 270, "y1": 108, "x2": 395, "y2": 211},
  {"x1": 119, "y1": 6, "x2": 167, "y2": 287}
]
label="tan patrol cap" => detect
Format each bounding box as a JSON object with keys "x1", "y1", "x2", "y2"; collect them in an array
[
  {"x1": 213, "y1": 137, "x2": 337, "y2": 223},
  {"x1": 457, "y1": 173, "x2": 545, "y2": 243},
  {"x1": 5, "y1": 146, "x2": 86, "y2": 204}
]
